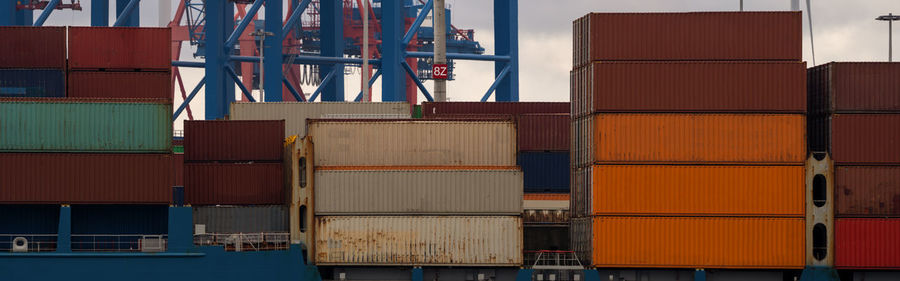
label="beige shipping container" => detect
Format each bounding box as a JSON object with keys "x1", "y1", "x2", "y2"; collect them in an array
[
  {"x1": 308, "y1": 120, "x2": 517, "y2": 167},
  {"x1": 314, "y1": 169, "x2": 523, "y2": 215},
  {"x1": 230, "y1": 102, "x2": 411, "y2": 137},
  {"x1": 314, "y1": 216, "x2": 523, "y2": 266}
]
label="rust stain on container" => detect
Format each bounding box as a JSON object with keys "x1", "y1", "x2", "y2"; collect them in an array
[
  {"x1": 835, "y1": 218, "x2": 900, "y2": 269},
  {"x1": 184, "y1": 120, "x2": 285, "y2": 162},
  {"x1": 835, "y1": 166, "x2": 900, "y2": 217},
  {"x1": 0, "y1": 27, "x2": 66, "y2": 68},
  {"x1": 67, "y1": 71, "x2": 172, "y2": 101},
  {"x1": 830, "y1": 114, "x2": 900, "y2": 165},
  {"x1": 184, "y1": 162, "x2": 284, "y2": 205},
  {"x1": 808, "y1": 62, "x2": 900, "y2": 114},
  {"x1": 422, "y1": 102, "x2": 569, "y2": 116},
  {"x1": 68, "y1": 27, "x2": 171, "y2": 70},
  {"x1": 517, "y1": 114, "x2": 569, "y2": 151}
]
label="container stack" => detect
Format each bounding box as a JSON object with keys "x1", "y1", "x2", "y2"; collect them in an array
[
  {"x1": 230, "y1": 102, "x2": 411, "y2": 137},
  {"x1": 0, "y1": 27, "x2": 66, "y2": 97},
  {"x1": 570, "y1": 12, "x2": 807, "y2": 268},
  {"x1": 307, "y1": 119, "x2": 523, "y2": 266},
  {"x1": 808, "y1": 62, "x2": 900, "y2": 270}
]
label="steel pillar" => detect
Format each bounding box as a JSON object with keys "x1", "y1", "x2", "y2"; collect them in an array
[
  {"x1": 493, "y1": 0, "x2": 518, "y2": 101},
  {"x1": 381, "y1": 0, "x2": 407, "y2": 101},
  {"x1": 799, "y1": 267, "x2": 842, "y2": 281},
  {"x1": 167, "y1": 206, "x2": 193, "y2": 252},
  {"x1": 319, "y1": 0, "x2": 344, "y2": 101},
  {"x1": 56, "y1": 205, "x2": 71, "y2": 253},
  {"x1": 33, "y1": 0, "x2": 59, "y2": 26},
  {"x1": 411, "y1": 267, "x2": 423, "y2": 281},
  {"x1": 263, "y1": 0, "x2": 283, "y2": 102},
  {"x1": 15, "y1": 7, "x2": 32, "y2": 25},
  {"x1": 115, "y1": 0, "x2": 139, "y2": 27},
  {"x1": 694, "y1": 269, "x2": 707, "y2": 281},
  {"x1": 204, "y1": 0, "x2": 229, "y2": 120},
  {"x1": 0, "y1": 0, "x2": 13, "y2": 26},
  {"x1": 92, "y1": 0, "x2": 108, "y2": 26}
]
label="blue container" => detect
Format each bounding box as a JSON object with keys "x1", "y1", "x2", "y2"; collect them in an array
[
  {"x1": 0, "y1": 205, "x2": 60, "y2": 250},
  {"x1": 71, "y1": 205, "x2": 168, "y2": 251},
  {"x1": 173, "y1": 186, "x2": 185, "y2": 206},
  {"x1": 0, "y1": 69, "x2": 65, "y2": 97},
  {"x1": 517, "y1": 152, "x2": 570, "y2": 193}
]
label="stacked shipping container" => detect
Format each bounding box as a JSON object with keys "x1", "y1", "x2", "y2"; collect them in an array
[
  {"x1": 570, "y1": 12, "x2": 806, "y2": 269},
  {"x1": 0, "y1": 27, "x2": 66, "y2": 97}
]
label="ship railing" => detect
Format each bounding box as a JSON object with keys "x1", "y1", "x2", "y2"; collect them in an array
[
  {"x1": 193, "y1": 232, "x2": 290, "y2": 252},
  {"x1": 71, "y1": 234, "x2": 168, "y2": 252},
  {"x1": 526, "y1": 250, "x2": 584, "y2": 270},
  {"x1": 0, "y1": 234, "x2": 58, "y2": 253}
]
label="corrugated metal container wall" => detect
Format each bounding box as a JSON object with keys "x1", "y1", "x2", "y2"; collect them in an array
[
  {"x1": 314, "y1": 216, "x2": 523, "y2": 266},
  {"x1": 591, "y1": 165, "x2": 805, "y2": 216},
  {"x1": 593, "y1": 114, "x2": 806, "y2": 164},
  {"x1": 71, "y1": 205, "x2": 168, "y2": 251},
  {"x1": 184, "y1": 120, "x2": 284, "y2": 162},
  {"x1": 835, "y1": 166, "x2": 900, "y2": 217},
  {"x1": 67, "y1": 71, "x2": 172, "y2": 100},
  {"x1": 193, "y1": 206, "x2": 288, "y2": 233},
  {"x1": 573, "y1": 12, "x2": 801, "y2": 66},
  {"x1": 230, "y1": 102, "x2": 411, "y2": 137},
  {"x1": 422, "y1": 102, "x2": 569, "y2": 117},
  {"x1": 0, "y1": 27, "x2": 66, "y2": 68},
  {"x1": 570, "y1": 217, "x2": 593, "y2": 264},
  {"x1": 0, "y1": 69, "x2": 65, "y2": 97},
  {"x1": 517, "y1": 114, "x2": 569, "y2": 151},
  {"x1": 830, "y1": 114, "x2": 900, "y2": 164},
  {"x1": 586, "y1": 61, "x2": 806, "y2": 113},
  {"x1": 185, "y1": 163, "x2": 284, "y2": 205},
  {"x1": 593, "y1": 216, "x2": 805, "y2": 269},
  {"x1": 518, "y1": 152, "x2": 569, "y2": 193},
  {"x1": 314, "y1": 169, "x2": 523, "y2": 214},
  {"x1": 0, "y1": 205, "x2": 60, "y2": 234},
  {"x1": 308, "y1": 120, "x2": 516, "y2": 167},
  {"x1": 571, "y1": 65, "x2": 594, "y2": 118},
  {"x1": 572, "y1": 116, "x2": 594, "y2": 167},
  {"x1": 835, "y1": 218, "x2": 900, "y2": 269},
  {"x1": 571, "y1": 167, "x2": 592, "y2": 218},
  {"x1": 0, "y1": 100, "x2": 172, "y2": 152},
  {"x1": 68, "y1": 27, "x2": 171, "y2": 70},
  {"x1": 173, "y1": 153, "x2": 184, "y2": 187},
  {"x1": 0, "y1": 153, "x2": 173, "y2": 204},
  {"x1": 808, "y1": 62, "x2": 900, "y2": 114}
]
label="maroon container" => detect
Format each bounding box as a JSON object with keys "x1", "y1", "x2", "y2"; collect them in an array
[
  {"x1": 184, "y1": 120, "x2": 285, "y2": 162},
  {"x1": 184, "y1": 162, "x2": 284, "y2": 205},
  {"x1": 68, "y1": 71, "x2": 172, "y2": 101},
  {"x1": 0, "y1": 27, "x2": 66, "y2": 69},
  {"x1": 517, "y1": 114, "x2": 569, "y2": 152},
  {"x1": 173, "y1": 153, "x2": 184, "y2": 187},
  {"x1": 422, "y1": 102, "x2": 569, "y2": 117},
  {"x1": 835, "y1": 218, "x2": 900, "y2": 269},
  {"x1": 573, "y1": 12, "x2": 802, "y2": 66},
  {"x1": 580, "y1": 61, "x2": 806, "y2": 113},
  {"x1": 0, "y1": 153, "x2": 173, "y2": 204},
  {"x1": 68, "y1": 27, "x2": 171, "y2": 70},
  {"x1": 830, "y1": 114, "x2": 900, "y2": 165},
  {"x1": 835, "y1": 166, "x2": 900, "y2": 217},
  {"x1": 808, "y1": 62, "x2": 900, "y2": 115}
]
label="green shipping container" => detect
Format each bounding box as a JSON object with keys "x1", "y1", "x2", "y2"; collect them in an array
[
  {"x1": 0, "y1": 100, "x2": 172, "y2": 152},
  {"x1": 173, "y1": 145, "x2": 184, "y2": 153}
]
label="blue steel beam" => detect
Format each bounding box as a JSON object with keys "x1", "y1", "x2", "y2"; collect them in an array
[
  {"x1": 173, "y1": 77, "x2": 206, "y2": 120},
  {"x1": 401, "y1": 61, "x2": 434, "y2": 102},
  {"x1": 282, "y1": 77, "x2": 304, "y2": 101},
  {"x1": 480, "y1": 64, "x2": 510, "y2": 102},
  {"x1": 354, "y1": 69, "x2": 382, "y2": 102},
  {"x1": 381, "y1": 0, "x2": 405, "y2": 101},
  {"x1": 56, "y1": 205, "x2": 71, "y2": 253},
  {"x1": 172, "y1": 61, "x2": 205, "y2": 68},
  {"x1": 493, "y1": 0, "x2": 518, "y2": 101},
  {"x1": 282, "y1": 0, "x2": 311, "y2": 38},
  {"x1": 223, "y1": 0, "x2": 264, "y2": 47},
  {"x1": 0, "y1": 0, "x2": 13, "y2": 26},
  {"x1": 113, "y1": 0, "x2": 139, "y2": 27},
  {"x1": 263, "y1": 0, "x2": 282, "y2": 101},
  {"x1": 309, "y1": 68, "x2": 338, "y2": 102},
  {"x1": 91, "y1": 0, "x2": 108, "y2": 26},
  {"x1": 406, "y1": 51, "x2": 510, "y2": 61},
  {"x1": 225, "y1": 65, "x2": 257, "y2": 102},
  {"x1": 401, "y1": 0, "x2": 432, "y2": 46},
  {"x1": 204, "y1": 0, "x2": 226, "y2": 119},
  {"x1": 319, "y1": 0, "x2": 344, "y2": 101},
  {"x1": 15, "y1": 6, "x2": 33, "y2": 25},
  {"x1": 33, "y1": 0, "x2": 60, "y2": 26},
  {"x1": 230, "y1": 55, "x2": 379, "y2": 65}
]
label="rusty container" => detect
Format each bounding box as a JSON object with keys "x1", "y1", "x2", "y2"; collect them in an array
[
  {"x1": 835, "y1": 166, "x2": 900, "y2": 217},
  {"x1": 808, "y1": 62, "x2": 900, "y2": 114}
]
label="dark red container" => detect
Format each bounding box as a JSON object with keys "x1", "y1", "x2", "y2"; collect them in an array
[
  {"x1": 184, "y1": 120, "x2": 285, "y2": 162},
  {"x1": 830, "y1": 114, "x2": 900, "y2": 164},
  {"x1": 68, "y1": 71, "x2": 172, "y2": 101},
  {"x1": 0, "y1": 153, "x2": 172, "y2": 204},
  {"x1": 581, "y1": 61, "x2": 806, "y2": 113},
  {"x1": 184, "y1": 162, "x2": 284, "y2": 205},
  {"x1": 173, "y1": 153, "x2": 184, "y2": 187},
  {"x1": 835, "y1": 166, "x2": 900, "y2": 217},
  {"x1": 573, "y1": 12, "x2": 802, "y2": 66},
  {"x1": 422, "y1": 102, "x2": 569, "y2": 117},
  {"x1": 808, "y1": 62, "x2": 900, "y2": 115},
  {"x1": 517, "y1": 114, "x2": 569, "y2": 152},
  {"x1": 0, "y1": 27, "x2": 66, "y2": 69},
  {"x1": 835, "y1": 218, "x2": 900, "y2": 269},
  {"x1": 68, "y1": 27, "x2": 171, "y2": 70}
]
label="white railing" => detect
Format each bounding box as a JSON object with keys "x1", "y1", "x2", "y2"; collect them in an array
[
  {"x1": 527, "y1": 250, "x2": 585, "y2": 270},
  {"x1": 71, "y1": 234, "x2": 167, "y2": 252},
  {"x1": 193, "y1": 232, "x2": 290, "y2": 252},
  {"x1": 0, "y1": 234, "x2": 58, "y2": 253}
]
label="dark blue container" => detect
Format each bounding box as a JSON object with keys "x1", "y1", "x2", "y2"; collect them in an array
[
  {"x1": 0, "y1": 205, "x2": 60, "y2": 250},
  {"x1": 518, "y1": 152, "x2": 570, "y2": 193},
  {"x1": 71, "y1": 205, "x2": 168, "y2": 251},
  {"x1": 173, "y1": 186, "x2": 185, "y2": 206},
  {"x1": 0, "y1": 69, "x2": 65, "y2": 97}
]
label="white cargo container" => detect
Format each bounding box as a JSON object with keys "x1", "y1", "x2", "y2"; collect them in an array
[{"x1": 229, "y1": 102, "x2": 411, "y2": 137}]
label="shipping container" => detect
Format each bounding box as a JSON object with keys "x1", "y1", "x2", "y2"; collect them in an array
[
  {"x1": 173, "y1": 153, "x2": 184, "y2": 187},
  {"x1": 184, "y1": 120, "x2": 284, "y2": 162},
  {"x1": 573, "y1": 12, "x2": 801, "y2": 66},
  {"x1": 185, "y1": 162, "x2": 284, "y2": 205},
  {"x1": 571, "y1": 115, "x2": 593, "y2": 168},
  {"x1": 591, "y1": 216, "x2": 805, "y2": 269},
  {"x1": 835, "y1": 218, "x2": 900, "y2": 269},
  {"x1": 314, "y1": 169, "x2": 523, "y2": 215},
  {"x1": 0, "y1": 27, "x2": 66, "y2": 68},
  {"x1": 0, "y1": 100, "x2": 171, "y2": 152},
  {"x1": 422, "y1": 102, "x2": 569, "y2": 117},
  {"x1": 314, "y1": 216, "x2": 522, "y2": 266},
  {"x1": 577, "y1": 61, "x2": 806, "y2": 113},
  {"x1": 523, "y1": 209, "x2": 569, "y2": 224},
  {"x1": 68, "y1": 27, "x2": 171, "y2": 70},
  {"x1": 518, "y1": 152, "x2": 569, "y2": 193},
  {"x1": 308, "y1": 120, "x2": 516, "y2": 167},
  {"x1": 71, "y1": 205, "x2": 168, "y2": 252},
  {"x1": 193, "y1": 206, "x2": 288, "y2": 234},
  {"x1": 571, "y1": 167, "x2": 592, "y2": 218},
  {"x1": 570, "y1": 66, "x2": 593, "y2": 118},
  {"x1": 0, "y1": 153, "x2": 173, "y2": 204},
  {"x1": 0, "y1": 69, "x2": 65, "y2": 97},
  {"x1": 523, "y1": 193, "x2": 569, "y2": 210},
  {"x1": 591, "y1": 113, "x2": 806, "y2": 164},
  {"x1": 808, "y1": 62, "x2": 900, "y2": 114},
  {"x1": 517, "y1": 114, "x2": 569, "y2": 151},
  {"x1": 591, "y1": 165, "x2": 805, "y2": 216},
  {"x1": 835, "y1": 166, "x2": 900, "y2": 217},
  {"x1": 67, "y1": 71, "x2": 172, "y2": 100},
  {"x1": 829, "y1": 114, "x2": 900, "y2": 164},
  {"x1": 230, "y1": 102, "x2": 411, "y2": 137},
  {"x1": 569, "y1": 217, "x2": 593, "y2": 264}
]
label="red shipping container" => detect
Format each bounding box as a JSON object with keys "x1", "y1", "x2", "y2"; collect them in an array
[
  {"x1": 422, "y1": 102, "x2": 569, "y2": 117},
  {"x1": 835, "y1": 166, "x2": 900, "y2": 217},
  {"x1": 808, "y1": 62, "x2": 900, "y2": 115},
  {"x1": 835, "y1": 218, "x2": 900, "y2": 269},
  {"x1": 0, "y1": 27, "x2": 66, "y2": 69},
  {"x1": 68, "y1": 27, "x2": 171, "y2": 70},
  {"x1": 67, "y1": 71, "x2": 172, "y2": 100},
  {"x1": 184, "y1": 120, "x2": 285, "y2": 162},
  {"x1": 830, "y1": 114, "x2": 900, "y2": 165},
  {"x1": 173, "y1": 153, "x2": 184, "y2": 187},
  {"x1": 517, "y1": 114, "x2": 569, "y2": 151},
  {"x1": 573, "y1": 12, "x2": 801, "y2": 66},
  {"x1": 0, "y1": 153, "x2": 172, "y2": 204},
  {"x1": 184, "y1": 163, "x2": 284, "y2": 205}
]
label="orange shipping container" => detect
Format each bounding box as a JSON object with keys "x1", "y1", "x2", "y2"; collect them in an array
[
  {"x1": 593, "y1": 114, "x2": 806, "y2": 163},
  {"x1": 592, "y1": 216, "x2": 805, "y2": 269},
  {"x1": 592, "y1": 165, "x2": 805, "y2": 216}
]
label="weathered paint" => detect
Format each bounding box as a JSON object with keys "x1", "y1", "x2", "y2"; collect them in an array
[
  {"x1": 808, "y1": 62, "x2": 900, "y2": 114},
  {"x1": 193, "y1": 206, "x2": 288, "y2": 234},
  {"x1": 230, "y1": 102, "x2": 411, "y2": 137},
  {"x1": 835, "y1": 166, "x2": 900, "y2": 217}
]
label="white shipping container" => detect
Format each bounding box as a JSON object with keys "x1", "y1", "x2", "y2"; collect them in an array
[
  {"x1": 230, "y1": 102, "x2": 411, "y2": 137},
  {"x1": 314, "y1": 216, "x2": 523, "y2": 266},
  {"x1": 314, "y1": 169, "x2": 523, "y2": 215},
  {"x1": 308, "y1": 120, "x2": 517, "y2": 166}
]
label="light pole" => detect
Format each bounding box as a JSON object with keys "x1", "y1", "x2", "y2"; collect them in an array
[
  {"x1": 434, "y1": 0, "x2": 447, "y2": 102},
  {"x1": 876, "y1": 13, "x2": 900, "y2": 62},
  {"x1": 250, "y1": 29, "x2": 275, "y2": 100}
]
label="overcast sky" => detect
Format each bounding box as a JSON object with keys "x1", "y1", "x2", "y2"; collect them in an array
[{"x1": 43, "y1": 0, "x2": 900, "y2": 129}]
